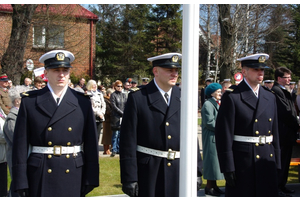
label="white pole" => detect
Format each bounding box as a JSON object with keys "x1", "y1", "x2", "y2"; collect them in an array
[{"x1": 180, "y1": 4, "x2": 199, "y2": 197}]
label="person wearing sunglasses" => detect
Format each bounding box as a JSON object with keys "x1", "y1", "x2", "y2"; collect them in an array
[{"x1": 110, "y1": 80, "x2": 127, "y2": 157}]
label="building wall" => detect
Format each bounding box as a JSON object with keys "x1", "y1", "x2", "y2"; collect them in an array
[{"x1": 0, "y1": 11, "x2": 96, "y2": 78}]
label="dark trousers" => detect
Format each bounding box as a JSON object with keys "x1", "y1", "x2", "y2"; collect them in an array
[
  {"x1": 0, "y1": 162, "x2": 7, "y2": 197},
  {"x1": 278, "y1": 143, "x2": 293, "y2": 189}
]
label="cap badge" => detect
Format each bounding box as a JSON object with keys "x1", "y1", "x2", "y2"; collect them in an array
[
  {"x1": 258, "y1": 56, "x2": 266, "y2": 63},
  {"x1": 56, "y1": 52, "x2": 65, "y2": 61},
  {"x1": 172, "y1": 55, "x2": 179, "y2": 63}
]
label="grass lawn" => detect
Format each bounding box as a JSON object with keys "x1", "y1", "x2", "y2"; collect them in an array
[{"x1": 7, "y1": 157, "x2": 300, "y2": 197}]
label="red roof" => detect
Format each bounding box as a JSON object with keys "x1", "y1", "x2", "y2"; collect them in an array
[{"x1": 0, "y1": 4, "x2": 98, "y2": 20}]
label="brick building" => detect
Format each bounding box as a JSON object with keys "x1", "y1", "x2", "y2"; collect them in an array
[{"x1": 0, "y1": 4, "x2": 98, "y2": 78}]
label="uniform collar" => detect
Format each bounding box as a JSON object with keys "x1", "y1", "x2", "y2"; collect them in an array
[
  {"x1": 47, "y1": 83, "x2": 68, "y2": 105},
  {"x1": 154, "y1": 78, "x2": 172, "y2": 106},
  {"x1": 243, "y1": 78, "x2": 260, "y2": 98}
]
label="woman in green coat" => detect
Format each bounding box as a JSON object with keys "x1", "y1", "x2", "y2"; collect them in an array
[{"x1": 201, "y1": 83, "x2": 224, "y2": 196}]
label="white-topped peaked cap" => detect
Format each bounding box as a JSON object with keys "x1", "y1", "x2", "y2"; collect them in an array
[
  {"x1": 147, "y1": 52, "x2": 182, "y2": 68},
  {"x1": 237, "y1": 53, "x2": 269, "y2": 69},
  {"x1": 264, "y1": 80, "x2": 274, "y2": 83},
  {"x1": 205, "y1": 78, "x2": 213, "y2": 82},
  {"x1": 39, "y1": 50, "x2": 75, "y2": 69}
]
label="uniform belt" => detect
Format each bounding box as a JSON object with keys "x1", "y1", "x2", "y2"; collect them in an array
[
  {"x1": 31, "y1": 145, "x2": 83, "y2": 156},
  {"x1": 233, "y1": 135, "x2": 273, "y2": 145},
  {"x1": 136, "y1": 145, "x2": 180, "y2": 160}
]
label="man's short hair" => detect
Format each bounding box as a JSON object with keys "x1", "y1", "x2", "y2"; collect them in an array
[{"x1": 274, "y1": 67, "x2": 292, "y2": 80}]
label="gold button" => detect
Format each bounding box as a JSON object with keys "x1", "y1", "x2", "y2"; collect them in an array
[
  {"x1": 48, "y1": 169, "x2": 52, "y2": 173},
  {"x1": 169, "y1": 149, "x2": 172, "y2": 151},
  {"x1": 255, "y1": 143, "x2": 259, "y2": 146},
  {"x1": 66, "y1": 169, "x2": 70, "y2": 173},
  {"x1": 168, "y1": 135, "x2": 171, "y2": 139},
  {"x1": 167, "y1": 163, "x2": 171, "y2": 167},
  {"x1": 270, "y1": 154, "x2": 273, "y2": 157},
  {"x1": 255, "y1": 119, "x2": 258, "y2": 123},
  {"x1": 269, "y1": 118, "x2": 272, "y2": 122},
  {"x1": 256, "y1": 155, "x2": 260, "y2": 159},
  {"x1": 268, "y1": 130, "x2": 271, "y2": 134},
  {"x1": 48, "y1": 127, "x2": 52, "y2": 131},
  {"x1": 48, "y1": 155, "x2": 52, "y2": 159},
  {"x1": 255, "y1": 131, "x2": 259, "y2": 135},
  {"x1": 68, "y1": 127, "x2": 72, "y2": 131},
  {"x1": 268, "y1": 142, "x2": 271, "y2": 145},
  {"x1": 48, "y1": 141, "x2": 52, "y2": 146},
  {"x1": 67, "y1": 142, "x2": 71, "y2": 146},
  {"x1": 166, "y1": 122, "x2": 169, "y2": 126},
  {"x1": 66, "y1": 154, "x2": 70, "y2": 159}
]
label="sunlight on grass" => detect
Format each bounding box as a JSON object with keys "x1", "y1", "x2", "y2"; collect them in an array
[
  {"x1": 87, "y1": 156, "x2": 123, "y2": 197},
  {"x1": 6, "y1": 154, "x2": 300, "y2": 196}
]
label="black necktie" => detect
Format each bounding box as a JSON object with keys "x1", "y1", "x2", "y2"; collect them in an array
[
  {"x1": 56, "y1": 98, "x2": 60, "y2": 105},
  {"x1": 164, "y1": 93, "x2": 169, "y2": 103}
]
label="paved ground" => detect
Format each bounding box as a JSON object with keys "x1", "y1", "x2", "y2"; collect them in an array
[{"x1": 97, "y1": 113, "x2": 300, "y2": 197}]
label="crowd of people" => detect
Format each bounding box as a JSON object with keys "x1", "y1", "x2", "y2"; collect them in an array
[{"x1": 1, "y1": 50, "x2": 300, "y2": 197}]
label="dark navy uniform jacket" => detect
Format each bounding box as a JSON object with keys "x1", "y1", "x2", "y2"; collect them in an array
[
  {"x1": 12, "y1": 86, "x2": 99, "y2": 197},
  {"x1": 215, "y1": 80, "x2": 281, "y2": 197},
  {"x1": 119, "y1": 80, "x2": 202, "y2": 197}
]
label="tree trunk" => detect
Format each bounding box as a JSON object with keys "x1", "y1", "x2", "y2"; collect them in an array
[
  {"x1": 206, "y1": 5, "x2": 211, "y2": 80},
  {"x1": 1, "y1": 4, "x2": 37, "y2": 85},
  {"x1": 218, "y1": 4, "x2": 233, "y2": 81}
]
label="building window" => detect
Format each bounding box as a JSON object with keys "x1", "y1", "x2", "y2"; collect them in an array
[{"x1": 33, "y1": 25, "x2": 64, "y2": 48}]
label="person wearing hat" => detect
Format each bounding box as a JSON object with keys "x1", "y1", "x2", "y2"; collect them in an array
[
  {"x1": 215, "y1": 53, "x2": 280, "y2": 196},
  {"x1": 12, "y1": 50, "x2": 99, "y2": 197},
  {"x1": 271, "y1": 67, "x2": 299, "y2": 196},
  {"x1": 200, "y1": 77, "x2": 212, "y2": 107},
  {"x1": 263, "y1": 80, "x2": 274, "y2": 90},
  {"x1": 0, "y1": 74, "x2": 11, "y2": 115},
  {"x1": 131, "y1": 80, "x2": 137, "y2": 88},
  {"x1": 201, "y1": 83, "x2": 224, "y2": 196},
  {"x1": 141, "y1": 77, "x2": 149, "y2": 85},
  {"x1": 129, "y1": 80, "x2": 139, "y2": 92},
  {"x1": 119, "y1": 53, "x2": 203, "y2": 197}
]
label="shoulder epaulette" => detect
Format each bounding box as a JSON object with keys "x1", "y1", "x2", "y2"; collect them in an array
[
  {"x1": 20, "y1": 89, "x2": 39, "y2": 98},
  {"x1": 130, "y1": 87, "x2": 140, "y2": 93},
  {"x1": 225, "y1": 88, "x2": 234, "y2": 92},
  {"x1": 21, "y1": 92, "x2": 29, "y2": 97},
  {"x1": 84, "y1": 91, "x2": 92, "y2": 97},
  {"x1": 225, "y1": 85, "x2": 237, "y2": 93}
]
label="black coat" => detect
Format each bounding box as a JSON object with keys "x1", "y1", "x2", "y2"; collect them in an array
[
  {"x1": 12, "y1": 86, "x2": 99, "y2": 197},
  {"x1": 110, "y1": 91, "x2": 127, "y2": 130},
  {"x1": 215, "y1": 80, "x2": 281, "y2": 197},
  {"x1": 272, "y1": 82, "x2": 299, "y2": 146},
  {"x1": 119, "y1": 80, "x2": 202, "y2": 197}
]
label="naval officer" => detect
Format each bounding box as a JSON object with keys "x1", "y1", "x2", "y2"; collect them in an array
[
  {"x1": 119, "y1": 53, "x2": 203, "y2": 197},
  {"x1": 215, "y1": 53, "x2": 281, "y2": 196},
  {"x1": 12, "y1": 50, "x2": 99, "y2": 197}
]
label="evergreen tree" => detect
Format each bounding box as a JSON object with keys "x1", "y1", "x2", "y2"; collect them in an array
[
  {"x1": 90, "y1": 4, "x2": 183, "y2": 85},
  {"x1": 148, "y1": 4, "x2": 182, "y2": 55},
  {"x1": 270, "y1": 5, "x2": 300, "y2": 80}
]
